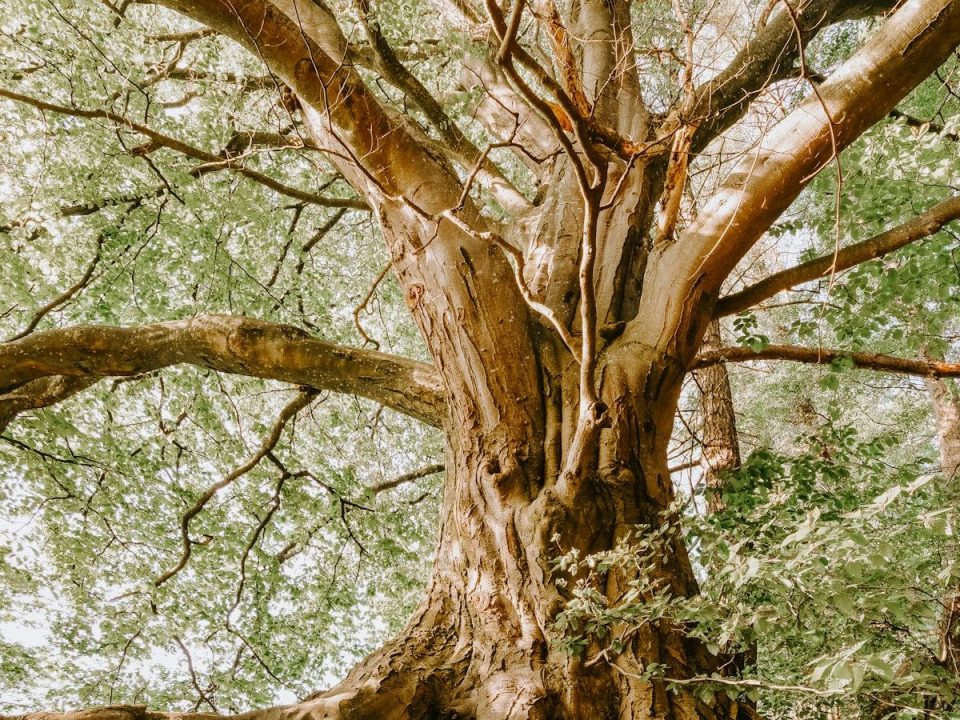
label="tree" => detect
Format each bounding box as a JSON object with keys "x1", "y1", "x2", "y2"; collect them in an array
[{"x1": 2, "y1": 0, "x2": 960, "y2": 718}]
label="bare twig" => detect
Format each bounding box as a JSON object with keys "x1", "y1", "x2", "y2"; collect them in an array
[
  {"x1": 154, "y1": 388, "x2": 319, "y2": 587},
  {"x1": 6, "y1": 233, "x2": 107, "y2": 342},
  {"x1": 0, "y1": 88, "x2": 369, "y2": 211},
  {"x1": 692, "y1": 345, "x2": 960, "y2": 378},
  {"x1": 367, "y1": 463, "x2": 444, "y2": 494}
]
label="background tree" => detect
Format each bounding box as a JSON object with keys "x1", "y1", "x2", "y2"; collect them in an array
[{"x1": 1, "y1": 0, "x2": 960, "y2": 719}]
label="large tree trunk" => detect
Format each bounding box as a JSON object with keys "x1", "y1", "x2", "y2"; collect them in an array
[
  {"x1": 693, "y1": 321, "x2": 742, "y2": 514},
  {"x1": 289, "y1": 341, "x2": 743, "y2": 720}
]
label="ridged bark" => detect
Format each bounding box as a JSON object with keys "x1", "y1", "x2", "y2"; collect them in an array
[{"x1": 924, "y1": 372, "x2": 960, "y2": 679}]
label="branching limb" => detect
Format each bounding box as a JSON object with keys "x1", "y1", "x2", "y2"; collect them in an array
[
  {"x1": 630, "y1": 0, "x2": 960, "y2": 351},
  {"x1": 353, "y1": 0, "x2": 530, "y2": 214},
  {"x1": 367, "y1": 462, "x2": 444, "y2": 494},
  {"x1": 155, "y1": 387, "x2": 319, "y2": 587},
  {"x1": 691, "y1": 344, "x2": 960, "y2": 378},
  {"x1": 0, "y1": 376, "x2": 98, "y2": 432},
  {"x1": 0, "y1": 314, "x2": 444, "y2": 427},
  {"x1": 482, "y1": 0, "x2": 601, "y2": 188},
  {"x1": 716, "y1": 194, "x2": 960, "y2": 317},
  {"x1": 157, "y1": 0, "x2": 467, "y2": 218},
  {"x1": 0, "y1": 88, "x2": 369, "y2": 211}
]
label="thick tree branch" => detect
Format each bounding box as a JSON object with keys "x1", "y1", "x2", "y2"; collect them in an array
[
  {"x1": 691, "y1": 344, "x2": 960, "y2": 378},
  {"x1": 686, "y1": 0, "x2": 898, "y2": 152},
  {"x1": 630, "y1": 0, "x2": 960, "y2": 353},
  {"x1": 716, "y1": 194, "x2": 960, "y2": 317},
  {"x1": 156, "y1": 0, "x2": 465, "y2": 213},
  {"x1": 0, "y1": 315, "x2": 444, "y2": 427}
]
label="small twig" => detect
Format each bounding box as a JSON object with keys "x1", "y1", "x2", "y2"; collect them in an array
[{"x1": 352, "y1": 263, "x2": 391, "y2": 350}]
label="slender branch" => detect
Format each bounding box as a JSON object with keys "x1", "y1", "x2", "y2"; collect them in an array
[
  {"x1": 228, "y1": 464, "x2": 297, "y2": 616},
  {"x1": 163, "y1": 67, "x2": 276, "y2": 91},
  {"x1": 149, "y1": 28, "x2": 215, "y2": 43},
  {"x1": 685, "y1": 0, "x2": 899, "y2": 152},
  {"x1": 607, "y1": 660, "x2": 847, "y2": 699},
  {"x1": 0, "y1": 314, "x2": 444, "y2": 427},
  {"x1": 352, "y1": 262, "x2": 391, "y2": 350},
  {"x1": 482, "y1": 0, "x2": 597, "y2": 191},
  {"x1": 716, "y1": 194, "x2": 960, "y2": 317},
  {"x1": 691, "y1": 344, "x2": 960, "y2": 378},
  {"x1": 6, "y1": 233, "x2": 107, "y2": 342},
  {"x1": 154, "y1": 388, "x2": 319, "y2": 587},
  {"x1": 0, "y1": 88, "x2": 369, "y2": 211},
  {"x1": 173, "y1": 637, "x2": 219, "y2": 713},
  {"x1": 367, "y1": 462, "x2": 444, "y2": 494}
]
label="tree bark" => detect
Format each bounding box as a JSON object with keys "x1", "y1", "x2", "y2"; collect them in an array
[
  {"x1": 924, "y1": 371, "x2": 960, "y2": 679},
  {"x1": 693, "y1": 321, "x2": 742, "y2": 514},
  {"x1": 0, "y1": 315, "x2": 444, "y2": 428},
  {"x1": 692, "y1": 344, "x2": 960, "y2": 379}
]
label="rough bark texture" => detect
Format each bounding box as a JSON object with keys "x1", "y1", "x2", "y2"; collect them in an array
[
  {"x1": 0, "y1": 315, "x2": 444, "y2": 428},
  {"x1": 3, "y1": 0, "x2": 960, "y2": 719},
  {"x1": 924, "y1": 372, "x2": 960, "y2": 679},
  {"x1": 693, "y1": 322, "x2": 742, "y2": 514}
]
